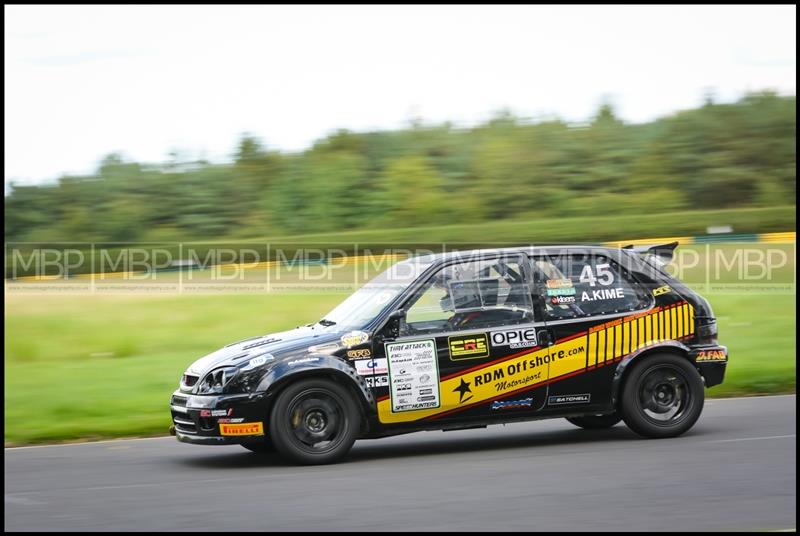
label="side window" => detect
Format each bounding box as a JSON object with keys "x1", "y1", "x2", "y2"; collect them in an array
[
  {"x1": 403, "y1": 257, "x2": 533, "y2": 335},
  {"x1": 532, "y1": 253, "x2": 650, "y2": 320}
]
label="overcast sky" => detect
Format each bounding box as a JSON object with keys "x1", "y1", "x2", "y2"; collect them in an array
[{"x1": 4, "y1": 5, "x2": 796, "y2": 186}]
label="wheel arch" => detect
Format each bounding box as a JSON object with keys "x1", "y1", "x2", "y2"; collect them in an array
[
  {"x1": 257, "y1": 356, "x2": 376, "y2": 432},
  {"x1": 611, "y1": 341, "x2": 694, "y2": 407}
]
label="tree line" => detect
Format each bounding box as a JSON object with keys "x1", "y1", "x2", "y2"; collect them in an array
[{"x1": 4, "y1": 91, "x2": 795, "y2": 243}]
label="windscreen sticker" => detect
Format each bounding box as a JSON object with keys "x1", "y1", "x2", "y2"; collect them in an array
[{"x1": 386, "y1": 339, "x2": 440, "y2": 412}]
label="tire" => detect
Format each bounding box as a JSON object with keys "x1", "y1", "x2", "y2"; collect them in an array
[
  {"x1": 566, "y1": 413, "x2": 622, "y2": 429},
  {"x1": 620, "y1": 353, "x2": 705, "y2": 439},
  {"x1": 240, "y1": 436, "x2": 276, "y2": 454},
  {"x1": 269, "y1": 378, "x2": 360, "y2": 465}
]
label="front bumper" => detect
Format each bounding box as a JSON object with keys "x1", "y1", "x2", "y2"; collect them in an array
[{"x1": 169, "y1": 389, "x2": 270, "y2": 445}]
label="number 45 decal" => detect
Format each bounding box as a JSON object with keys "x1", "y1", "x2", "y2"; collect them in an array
[{"x1": 579, "y1": 263, "x2": 614, "y2": 287}]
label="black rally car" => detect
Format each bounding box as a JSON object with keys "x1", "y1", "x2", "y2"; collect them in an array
[{"x1": 170, "y1": 243, "x2": 727, "y2": 464}]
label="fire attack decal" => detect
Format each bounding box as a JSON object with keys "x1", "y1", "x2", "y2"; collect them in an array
[
  {"x1": 376, "y1": 302, "x2": 695, "y2": 424},
  {"x1": 386, "y1": 339, "x2": 441, "y2": 412}
]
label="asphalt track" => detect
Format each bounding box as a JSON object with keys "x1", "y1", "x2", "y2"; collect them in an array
[{"x1": 4, "y1": 395, "x2": 796, "y2": 532}]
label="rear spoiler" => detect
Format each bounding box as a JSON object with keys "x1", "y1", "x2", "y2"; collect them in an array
[{"x1": 621, "y1": 241, "x2": 679, "y2": 268}]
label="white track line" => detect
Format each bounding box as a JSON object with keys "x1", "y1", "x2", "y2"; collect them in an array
[
  {"x1": 706, "y1": 394, "x2": 796, "y2": 402},
  {"x1": 706, "y1": 434, "x2": 796, "y2": 443},
  {"x1": 4, "y1": 435, "x2": 174, "y2": 451}
]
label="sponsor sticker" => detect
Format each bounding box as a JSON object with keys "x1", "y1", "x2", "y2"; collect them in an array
[
  {"x1": 346, "y1": 348, "x2": 372, "y2": 359},
  {"x1": 386, "y1": 339, "x2": 440, "y2": 412},
  {"x1": 653, "y1": 285, "x2": 672, "y2": 297},
  {"x1": 200, "y1": 408, "x2": 233, "y2": 418},
  {"x1": 491, "y1": 397, "x2": 533, "y2": 410},
  {"x1": 217, "y1": 418, "x2": 245, "y2": 424},
  {"x1": 448, "y1": 333, "x2": 489, "y2": 360},
  {"x1": 580, "y1": 288, "x2": 624, "y2": 302},
  {"x1": 365, "y1": 375, "x2": 389, "y2": 388},
  {"x1": 354, "y1": 358, "x2": 388, "y2": 375},
  {"x1": 547, "y1": 287, "x2": 577, "y2": 296},
  {"x1": 287, "y1": 357, "x2": 319, "y2": 366},
  {"x1": 341, "y1": 331, "x2": 369, "y2": 348},
  {"x1": 548, "y1": 394, "x2": 591, "y2": 405},
  {"x1": 219, "y1": 422, "x2": 264, "y2": 436},
  {"x1": 243, "y1": 354, "x2": 273, "y2": 371},
  {"x1": 307, "y1": 343, "x2": 340, "y2": 354},
  {"x1": 546, "y1": 278, "x2": 574, "y2": 289},
  {"x1": 551, "y1": 295, "x2": 576, "y2": 305},
  {"x1": 490, "y1": 328, "x2": 537, "y2": 349},
  {"x1": 696, "y1": 350, "x2": 726, "y2": 361}
]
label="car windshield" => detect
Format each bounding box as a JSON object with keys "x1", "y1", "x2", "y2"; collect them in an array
[{"x1": 319, "y1": 258, "x2": 433, "y2": 330}]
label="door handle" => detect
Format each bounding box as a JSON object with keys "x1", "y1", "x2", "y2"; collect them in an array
[{"x1": 537, "y1": 328, "x2": 555, "y2": 347}]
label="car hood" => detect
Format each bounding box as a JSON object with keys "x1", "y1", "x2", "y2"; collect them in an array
[{"x1": 184, "y1": 325, "x2": 345, "y2": 378}]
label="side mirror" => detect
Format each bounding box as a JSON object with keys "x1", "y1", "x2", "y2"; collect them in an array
[{"x1": 379, "y1": 309, "x2": 406, "y2": 341}]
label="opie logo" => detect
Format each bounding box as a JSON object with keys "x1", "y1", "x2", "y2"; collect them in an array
[
  {"x1": 448, "y1": 334, "x2": 489, "y2": 360},
  {"x1": 548, "y1": 394, "x2": 591, "y2": 405},
  {"x1": 490, "y1": 328, "x2": 537, "y2": 349}
]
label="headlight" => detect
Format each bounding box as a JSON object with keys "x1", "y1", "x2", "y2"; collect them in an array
[{"x1": 196, "y1": 367, "x2": 238, "y2": 394}]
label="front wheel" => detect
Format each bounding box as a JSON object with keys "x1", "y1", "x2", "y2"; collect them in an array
[
  {"x1": 620, "y1": 353, "x2": 705, "y2": 438},
  {"x1": 566, "y1": 413, "x2": 622, "y2": 429},
  {"x1": 269, "y1": 378, "x2": 360, "y2": 465}
]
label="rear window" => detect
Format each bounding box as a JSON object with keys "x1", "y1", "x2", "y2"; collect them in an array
[{"x1": 531, "y1": 253, "x2": 651, "y2": 320}]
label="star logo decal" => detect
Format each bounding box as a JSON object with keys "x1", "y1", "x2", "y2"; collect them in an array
[{"x1": 453, "y1": 378, "x2": 473, "y2": 404}]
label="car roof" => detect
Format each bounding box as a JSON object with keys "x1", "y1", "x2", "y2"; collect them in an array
[{"x1": 413, "y1": 245, "x2": 625, "y2": 264}]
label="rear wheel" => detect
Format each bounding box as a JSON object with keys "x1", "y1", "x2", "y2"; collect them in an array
[
  {"x1": 566, "y1": 413, "x2": 621, "y2": 429},
  {"x1": 620, "y1": 353, "x2": 704, "y2": 438},
  {"x1": 269, "y1": 378, "x2": 360, "y2": 465}
]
